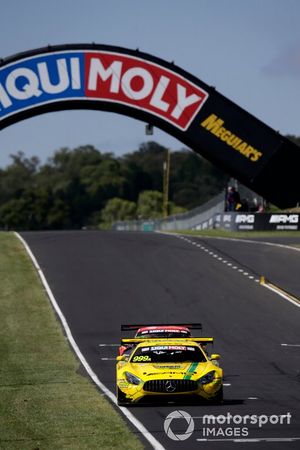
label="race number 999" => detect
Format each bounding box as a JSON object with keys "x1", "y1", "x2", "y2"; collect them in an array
[{"x1": 133, "y1": 355, "x2": 151, "y2": 362}]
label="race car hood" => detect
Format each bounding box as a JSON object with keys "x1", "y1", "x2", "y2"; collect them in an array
[{"x1": 127, "y1": 361, "x2": 214, "y2": 380}]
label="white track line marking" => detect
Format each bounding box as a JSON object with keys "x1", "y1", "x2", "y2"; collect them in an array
[
  {"x1": 192, "y1": 235, "x2": 300, "y2": 253},
  {"x1": 157, "y1": 230, "x2": 300, "y2": 253},
  {"x1": 262, "y1": 282, "x2": 300, "y2": 309},
  {"x1": 98, "y1": 343, "x2": 119, "y2": 347},
  {"x1": 167, "y1": 232, "x2": 300, "y2": 310},
  {"x1": 100, "y1": 358, "x2": 116, "y2": 360},
  {"x1": 16, "y1": 233, "x2": 165, "y2": 450},
  {"x1": 281, "y1": 343, "x2": 300, "y2": 347},
  {"x1": 196, "y1": 437, "x2": 300, "y2": 443},
  {"x1": 247, "y1": 397, "x2": 258, "y2": 400}
]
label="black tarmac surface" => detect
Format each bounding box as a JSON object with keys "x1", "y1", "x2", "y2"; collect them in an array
[{"x1": 21, "y1": 231, "x2": 300, "y2": 450}]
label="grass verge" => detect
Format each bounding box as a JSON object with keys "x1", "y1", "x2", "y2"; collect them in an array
[{"x1": 0, "y1": 232, "x2": 143, "y2": 450}]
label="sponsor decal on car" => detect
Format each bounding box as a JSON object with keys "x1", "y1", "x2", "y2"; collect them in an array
[
  {"x1": 0, "y1": 50, "x2": 208, "y2": 130},
  {"x1": 150, "y1": 345, "x2": 187, "y2": 351},
  {"x1": 153, "y1": 365, "x2": 183, "y2": 369}
]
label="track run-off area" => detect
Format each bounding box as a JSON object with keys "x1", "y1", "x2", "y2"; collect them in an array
[{"x1": 19, "y1": 231, "x2": 300, "y2": 450}]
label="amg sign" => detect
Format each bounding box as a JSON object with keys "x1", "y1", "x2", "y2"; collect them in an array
[
  {"x1": 214, "y1": 213, "x2": 300, "y2": 231},
  {"x1": 269, "y1": 214, "x2": 299, "y2": 224}
]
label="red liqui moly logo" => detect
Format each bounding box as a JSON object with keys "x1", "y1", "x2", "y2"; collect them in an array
[
  {"x1": 0, "y1": 50, "x2": 209, "y2": 130},
  {"x1": 85, "y1": 52, "x2": 209, "y2": 130}
]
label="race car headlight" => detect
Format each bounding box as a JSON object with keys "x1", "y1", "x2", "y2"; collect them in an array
[
  {"x1": 124, "y1": 371, "x2": 142, "y2": 385},
  {"x1": 198, "y1": 370, "x2": 215, "y2": 385}
]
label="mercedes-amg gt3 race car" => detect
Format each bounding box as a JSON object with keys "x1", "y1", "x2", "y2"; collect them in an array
[
  {"x1": 118, "y1": 323, "x2": 202, "y2": 356},
  {"x1": 116, "y1": 335, "x2": 223, "y2": 405}
]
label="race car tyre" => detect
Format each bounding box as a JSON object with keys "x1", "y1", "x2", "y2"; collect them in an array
[
  {"x1": 117, "y1": 387, "x2": 128, "y2": 406},
  {"x1": 212, "y1": 386, "x2": 223, "y2": 404}
]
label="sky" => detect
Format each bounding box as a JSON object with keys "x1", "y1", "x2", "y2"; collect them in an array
[{"x1": 0, "y1": 0, "x2": 299, "y2": 168}]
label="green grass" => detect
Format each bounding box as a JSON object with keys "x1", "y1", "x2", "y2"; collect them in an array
[
  {"x1": 167, "y1": 229, "x2": 300, "y2": 239},
  {"x1": 0, "y1": 232, "x2": 143, "y2": 450}
]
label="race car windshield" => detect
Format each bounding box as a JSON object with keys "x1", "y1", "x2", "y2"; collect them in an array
[{"x1": 130, "y1": 345, "x2": 206, "y2": 363}]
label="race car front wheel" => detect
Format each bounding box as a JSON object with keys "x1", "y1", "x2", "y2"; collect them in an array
[
  {"x1": 117, "y1": 387, "x2": 129, "y2": 406},
  {"x1": 212, "y1": 386, "x2": 223, "y2": 404}
]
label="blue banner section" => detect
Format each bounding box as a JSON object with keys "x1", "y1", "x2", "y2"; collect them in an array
[{"x1": 0, "y1": 52, "x2": 85, "y2": 119}]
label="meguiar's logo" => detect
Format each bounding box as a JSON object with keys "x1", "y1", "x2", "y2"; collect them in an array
[
  {"x1": 200, "y1": 114, "x2": 263, "y2": 162},
  {"x1": 0, "y1": 51, "x2": 209, "y2": 130}
]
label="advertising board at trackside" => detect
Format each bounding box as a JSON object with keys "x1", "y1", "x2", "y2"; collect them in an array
[{"x1": 195, "y1": 213, "x2": 300, "y2": 231}]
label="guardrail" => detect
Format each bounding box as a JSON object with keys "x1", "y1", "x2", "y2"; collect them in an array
[
  {"x1": 112, "y1": 192, "x2": 225, "y2": 231},
  {"x1": 112, "y1": 182, "x2": 300, "y2": 232},
  {"x1": 113, "y1": 211, "x2": 300, "y2": 232}
]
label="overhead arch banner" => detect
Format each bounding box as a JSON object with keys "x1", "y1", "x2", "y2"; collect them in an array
[{"x1": 0, "y1": 44, "x2": 299, "y2": 207}]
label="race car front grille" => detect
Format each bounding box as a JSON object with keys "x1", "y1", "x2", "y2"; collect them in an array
[{"x1": 143, "y1": 379, "x2": 198, "y2": 393}]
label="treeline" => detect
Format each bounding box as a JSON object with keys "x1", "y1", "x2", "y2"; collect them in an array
[
  {"x1": 0, "y1": 141, "x2": 230, "y2": 230},
  {"x1": 1, "y1": 136, "x2": 298, "y2": 230}
]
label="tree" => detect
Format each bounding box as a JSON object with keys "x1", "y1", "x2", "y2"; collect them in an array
[
  {"x1": 100, "y1": 198, "x2": 137, "y2": 224},
  {"x1": 2, "y1": 135, "x2": 297, "y2": 230},
  {"x1": 169, "y1": 150, "x2": 228, "y2": 209},
  {"x1": 122, "y1": 141, "x2": 166, "y2": 196},
  {"x1": 137, "y1": 191, "x2": 163, "y2": 219},
  {"x1": 0, "y1": 152, "x2": 39, "y2": 204}
]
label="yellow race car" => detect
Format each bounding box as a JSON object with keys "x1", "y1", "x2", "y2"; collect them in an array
[{"x1": 116, "y1": 336, "x2": 223, "y2": 405}]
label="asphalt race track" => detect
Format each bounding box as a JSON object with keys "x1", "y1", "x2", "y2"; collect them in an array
[{"x1": 20, "y1": 231, "x2": 300, "y2": 450}]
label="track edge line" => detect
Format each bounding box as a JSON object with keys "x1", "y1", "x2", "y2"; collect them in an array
[
  {"x1": 259, "y1": 276, "x2": 300, "y2": 309},
  {"x1": 14, "y1": 232, "x2": 165, "y2": 450}
]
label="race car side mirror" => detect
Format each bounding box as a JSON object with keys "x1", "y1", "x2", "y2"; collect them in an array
[
  {"x1": 116, "y1": 355, "x2": 126, "y2": 362},
  {"x1": 210, "y1": 354, "x2": 220, "y2": 360}
]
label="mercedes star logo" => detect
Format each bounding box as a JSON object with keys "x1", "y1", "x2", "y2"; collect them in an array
[{"x1": 165, "y1": 380, "x2": 176, "y2": 392}]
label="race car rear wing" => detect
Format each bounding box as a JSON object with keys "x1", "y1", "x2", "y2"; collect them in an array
[
  {"x1": 121, "y1": 337, "x2": 213, "y2": 345},
  {"x1": 121, "y1": 323, "x2": 202, "y2": 331}
]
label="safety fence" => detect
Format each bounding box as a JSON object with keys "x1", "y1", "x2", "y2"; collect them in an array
[
  {"x1": 113, "y1": 190, "x2": 300, "y2": 232},
  {"x1": 113, "y1": 192, "x2": 225, "y2": 231}
]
